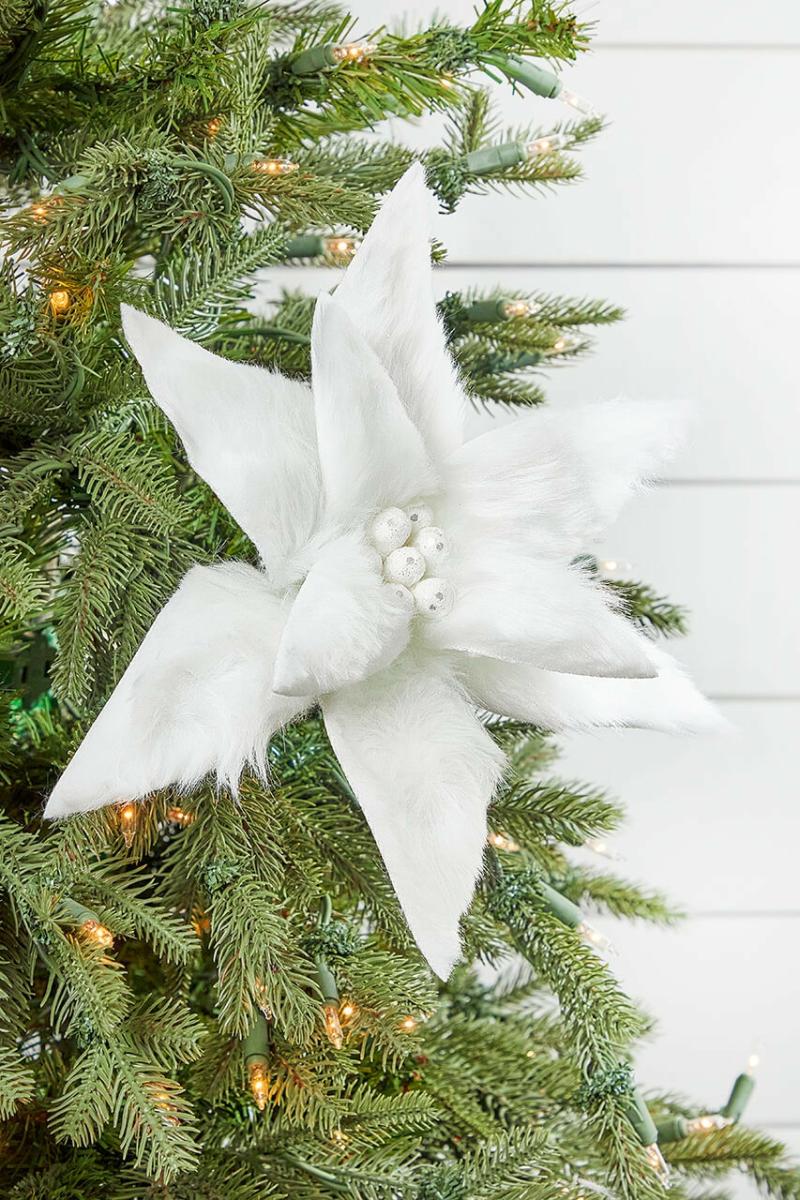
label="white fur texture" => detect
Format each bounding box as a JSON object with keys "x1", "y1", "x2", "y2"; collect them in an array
[
  {"x1": 44, "y1": 564, "x2": 305, "y2": 818},
  {"x1": 441, "y1": 398, "x2": 678, "y2": 559},
  {"x1": 272, "y1": 532, "x2": 411, "y2": 696},
  {"x1": 46, "y1": 167, "x2": 714, "y2": 978},
  {"x1": 311, "y1": 296, "x2": 437, "y2": 522},
  {"x1": 423, "y1": 552, "x2": 657, "y2": 679},
  {"x1": 332, "y1": 162, "x2": 466, "y2": 463},
  {"x1": 323, "y1": 655, "x2": 506, "y2": 978},
  {"x1": 462, "y1": 643, "x2": 723, "y2": 733},
  {"x1": 120, "y1": 306, "x2": 320, "y2": 588}
]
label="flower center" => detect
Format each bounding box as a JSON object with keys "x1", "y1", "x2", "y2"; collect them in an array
[{"x1": 366, "y1": 504, "x2": 454, "y2": 618}]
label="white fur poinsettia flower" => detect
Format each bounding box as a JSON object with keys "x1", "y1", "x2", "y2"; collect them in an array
[{"x1": 44, "y1": 164, "x2": 717, "y2": 977}]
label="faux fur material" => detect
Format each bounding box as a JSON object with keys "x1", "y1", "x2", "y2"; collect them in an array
[
  {"x1": 423, "y1": 552, "x2": 657, "y2": 680},
  {"x1": 272, "y1": 532, "x2": 411, "y2": 697},
  {"x1": 462, "y1": 643, "x2": 724, "y2": 734},
  {"x1": 323, "y1": 654, "x2": 506, "y2": 978},
  {"x1": 332, "y1": 163, "x2": 466, "y2": 463},
  {"x1": 46, "y1": 167, "x2": 716, "y2": 979},
  {"x1": 120, "y1": 306, "x2": 321, "y2": 588},
  {"x1": 311, "y1": 296, "x2": 437, "y2": 522},
  {"x1": 44, "y1": 563, "x2": 305, "y2": 818}
]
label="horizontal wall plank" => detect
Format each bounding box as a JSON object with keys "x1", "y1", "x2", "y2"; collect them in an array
[
  {"x1": 605, "y1": 917, "x2": 800, "y2": 1123},
  {"x1": 388, "y1": 50, "x2": 800, "y2": 265},
  {"x1": 354, "y1": 0, "x2": 800, "y2": 45},
  {"x1": 590, "y1": 484, "x2": 799, "y2": 696},
  {"x1": 255, "y1": 264, "x2": 800, "y2": 482},
  {"x1": 557, "y1": 701, "x2": 800, "y2": 912}
]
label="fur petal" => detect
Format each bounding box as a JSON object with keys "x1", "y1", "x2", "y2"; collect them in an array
[
  {"x1": 424, "y1": 553, "x2": 657, "y2": 679},
  {"x1": 44, "y1": 563, "x2": 305, "y2": 818},
  {"x1": 323, "y1": 657, "x2": 506, "y2": 978},
  {"x1": 272, "y1": 533, "x2": 411, "y2": 697},
  {"x1": 462, "y1": 644, "x2": 723, "y2": 733},
  {"x1": 121, "y1": 306, "x2": 320, "y2": 584},
  {"x1": 311, "y1": 296, "x2": 437, "y2": 522},
  {"x1": 441, "y1": 397, "x2": 680, "y2": 556},
  {"x1": 332, "y1": 163, "x2": 466, "y2": 461}
]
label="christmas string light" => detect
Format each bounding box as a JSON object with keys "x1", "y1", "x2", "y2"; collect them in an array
[
  {"x1": 487, "y1": 831, "x2": 521, "y2": 852},
  {"x1": 339, "y1": 1000, "x2": 357, "y2": 1022},
  {"x1": 146, "y1": 1082, "x2": 180, "y2": 1127},
  {"x1": 243, "y1": 1012, "x2": 271, "y2": 1111},
  {"x1": 290, "y1": 40, "x2": 376, "y2": 75},
  {"x1": 398, "y1": 1015, "x2": 418, "y2": 1033},
  {"x1": 167, "y1": 806, "x2": 193, "y2": 826},
  {"x1": 464, "y1": 297, "x2": 540, "y2": 323},
  {"x1": 205, "y1": 116, "x2": 223, "y2": 139},
  {"x1": 538, "y1": 881, "x2": 612, "y2": 954},
  {"x1": 60, "y1": 898, "x2": 114, "y2": 950},
  {"x1": 462, "y1": 135, "x2": 566, "y2": 176},
  {"x1": 117, "y1": 800, "x2": 137, "y2": 847},
  {"x1": 314, "y1": 897, "x2": 344, "y2": 1049},
  {"x1": 623, "y1": 1088, "x2": 669, "y2": 1182},
  {"x1": 721, "y1": 1053, "x2": 759, "y2": 1123},
  {"x1": 283, "y1": 234, "x2": 359, "y2": 263},
  {"x1": 48, "y1": 287, "x2": 72, "y2": 316},
  {"x1": 251, "y1": 158, "x2": 299, "y2": 176},
  {"x1": 489, "y1": 54, "x2": 597, "y2": 117}
]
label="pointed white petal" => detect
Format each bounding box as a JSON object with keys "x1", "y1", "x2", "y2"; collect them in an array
[
  {"x1": 424, "y1": 554, "x2": 657, "y2": 679},
  {"x1": 462, "y1": 644, "x2": 723, "y2": 733},
  {"x1": 323, "y1": 658, "x2": 506, "y2": 978},
  {"x1": 333, "y1": 163, "x2": 466, "y2": 461},
  {"x1": 121, "y1": 306, "x2": 320, "y2": 581},
  {"x1": 311, "y1": 296, "x2": 436, "y2": 523},
  {"x1": 272, "y1": 532, "x2": 411, "y2": 697},
  {"x1": 44, "y1": 563, "x2": 305, "y2": 818},
  {"x1": 441, "y1": 397, "x2": 680, "y2": 556}
]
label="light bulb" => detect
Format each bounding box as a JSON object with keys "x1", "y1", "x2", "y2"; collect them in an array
[
  {"x1": 559, "y1": 88, "x2": 597, "y2": 118},
  {"x1": 48, "y1": 288, "x2": 71, "y2": 315},
  {"x1": 501, "y1": 298, "x2": 539, "y2": 319},
  {"x1": 205, "y1": 116, "x2": 223, "y2": 139},
  {"x1": 252, "y1": 157, "x2": 298, "y2": 176},
  {"x1": 746, "y1": 1053, "x2": 760, "y2": 1075},
  {"x1": 551, "y1": 334, "x2": 572, "y2": 354},
  {"x1": 398, "y1": 1015, "x2": 418, "y2": 1033},
  {"x1": 248, "y1": 1062, "x2": 269, "y2": 1111},
  {"x1": 31, "y1": 203, "x2": 49, "y2": 221},
  {"x1": 644, "y1": 1143, "x2": 670, "y2": 1182},
  {"x1": 526, "y1": 133, "x2": 566, "y2": 157},
  {"x1": 686, "y1": 1114, "x2": 730, "y2": 1135},
  {"x1": 577, "y1": 921, "x2": 613, "y2": 954},
  {"x1": 339, "y1": 1000, "x2": 357, "y2": 1021},
  {"x1": 584, "y1": 837, "x2": 620, "y2": 860},
  {"x1": 167, "y1": 806, "x2": 192, "y2": 826},
  {"x1": 118, "y1": 801, "x2": 137, "y2": 847},
  {"x1": 331, "y1": 40, "x2": 375, "y2": 64},
  {"x1": 81, "y1": 919, "x2": 114, "y2": 949},
  {"x1": 323, "y1": 235, "x2": 358, "y2": 262},
  {"x1": 487, "y1": 831, "x2": 521, "y2": 852},
  {"x1": 324, "y1": 1002, "x2": 344, "y2": 1049}
]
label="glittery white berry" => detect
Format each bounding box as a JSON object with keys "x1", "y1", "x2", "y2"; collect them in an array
[
  {"x1": 383, "y1": 546, "x2": 426, "y2": 586},
  {"x1": 412, "y1": 576, "x2": 454, "y2": 617},
  {"x1": 412, "y1": 525, "x2": 448, "y2": 567},
  {"x1": 405, "y1": 502, "x2": 434, "y2": 529},
  {"x1": 367, "y1": 507, "x2": 412, "y2": 555},
  {"x1": 383, "y1": 582, "x2": 415, "y2": 612}
]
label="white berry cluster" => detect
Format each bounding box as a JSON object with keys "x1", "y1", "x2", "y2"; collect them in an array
[{"x1": 367, "y1": 503, "x2": 455, "y2": 618}]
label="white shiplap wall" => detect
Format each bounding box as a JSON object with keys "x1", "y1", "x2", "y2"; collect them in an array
[{"x1": 259, "y1": 2, "x2": 800, "y2": 1184}]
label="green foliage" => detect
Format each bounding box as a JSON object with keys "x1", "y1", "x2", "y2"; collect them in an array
[{"x1": 1, "y1": 2, "x2": 798, "y2": 1199}]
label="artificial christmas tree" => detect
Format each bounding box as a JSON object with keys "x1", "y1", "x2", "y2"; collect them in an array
[{"x1": 1, "y1": 3, "x2": 798, "y2": 1198}]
